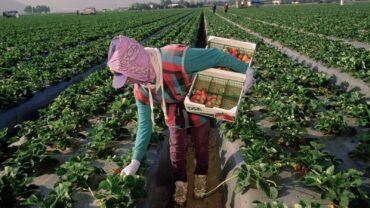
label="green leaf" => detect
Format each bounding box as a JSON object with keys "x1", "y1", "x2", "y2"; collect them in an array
[
  {"x1": 309, "y1": 141, "x2": 324, "y2": 150},
  {"x1": 99, "y1": 180, "x2": 110, "y2": 190},
  {"x1": 322, "y1": 189, "x2": 337, "y2": 201},
  {"x1": 325, "y1": 165, "x2": 335, "y2": 175},
  {"x1": 350, "y1": 178, "x2": 362, "y2": 187},
  {"x1": 23, "y1": 194, "x2": 43, "y2": 206},
  {"x1": 269, "y1": 187, "x2": 279, "y2": 200},
  {"x1": 304, "y1": 175, "x2": 318, "y2": 186},
  {"x1": 256, "y1": 178, "x2": 278, "y2": 199}
]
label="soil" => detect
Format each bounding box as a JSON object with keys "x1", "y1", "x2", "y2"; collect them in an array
[{"x1": 185, "y1": 128, "x2": 222, "y2": 208}]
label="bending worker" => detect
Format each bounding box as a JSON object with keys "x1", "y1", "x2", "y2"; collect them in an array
[{"x1": 107, "y1": 36, "x2": 253, "y2": 207}]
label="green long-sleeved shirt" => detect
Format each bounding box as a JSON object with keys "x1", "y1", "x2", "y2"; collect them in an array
[{"x1": 133, "y1": 48, "x2": 248, "y2": 161}]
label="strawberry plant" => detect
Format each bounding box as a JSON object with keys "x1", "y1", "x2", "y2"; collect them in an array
[
  {"x1": 349, "y1": 133, "x2": 370, "y2": 162},
  {"x1": 327, "y1": 92, "x2": 369, "y2": 127},
  {"x1": 271, "y1": 120, "x2": 308, "y2": 146},
  {"x1": 253, "y1": 200, "x2": 287, "y2": 208},
  {"x1": 265, "y1": 97, "x2": 309, "y2": 126},
  {"x1": 235, "y1": 163, "x2": 279, "y2": 199},
  {"x1": 0, "y1": 167, "x2": 36, "y2": 207},
  {"x1": 235, "y1": 140, "x2": 284, "y2": 199},
  {"x1": 220, "y1": 112, "x2": 265, "y2": 142},
  {"x1": 24, "y1": 182, "x2": 74, "y2": 208},
  {"x1": 3, "y1": 138, "x2": 52, "y2": 174},
  {"x1": 291, "y1": 142, "x2": 342, "y2": 174},
  {"x1": 329, "y1": 92, "x2": 363, "y2": 109},
  {"x1": 0, "y1": 128, "x2": 17, "y2": 163},
  {"x1": 87, "y1": 119, "x2": 116, "y2": 153},
  {"x1": 314, "y1": 110, "x2": 348, "y2": 135},
  {"x1": 95, "y1": 175, "x2": 146, "y2": 208},
  {"x1": 347, "y1": 103, "x2": 370, "y2": 127},
  {"x1": 253, "y1": 199, "x2": 323, "y2": 208},
  {"x1": 56, "y1": 154, "x2": 105, "y2": 189},
  {"x1": 86, "y1": 94, "x2": 136, "y2": 157},
  {"x1": 86, "y1": 117, "x2": 131, "y2": 157},
  {"x1": 303, "y1": 166, "x2": 367, "y2": 208}
]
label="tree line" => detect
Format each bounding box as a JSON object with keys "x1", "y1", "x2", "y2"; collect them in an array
[{"x1": 24, "y1": 5, "x2": 50, "y2": 14}]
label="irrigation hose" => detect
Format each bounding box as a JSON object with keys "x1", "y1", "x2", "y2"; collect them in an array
[{"x1": 200, "y1": 174, "x2": 238, "y2": 199}]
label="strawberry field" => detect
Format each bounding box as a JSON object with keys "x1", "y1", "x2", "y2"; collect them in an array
[{"x1": 0, "y1": 3, "x2": 369, "y2": 208}]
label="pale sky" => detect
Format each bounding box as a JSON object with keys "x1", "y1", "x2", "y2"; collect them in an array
[{"x1": 1, "y1": 0, "x2": 163, "y2": 13}]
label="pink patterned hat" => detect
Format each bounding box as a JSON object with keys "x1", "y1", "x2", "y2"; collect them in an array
[{"x1": 107, "y1": 36, "x2": 155, "y2": 89}]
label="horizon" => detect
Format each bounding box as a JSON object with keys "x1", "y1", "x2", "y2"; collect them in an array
[{"x1": 0, "y1": 0, "x2": 175, "y2": 13}]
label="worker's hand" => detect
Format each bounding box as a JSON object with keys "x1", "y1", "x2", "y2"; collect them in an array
[
  {"x1": 120, "y1": 159, "x2": 140, "y2": 176},
  {"x1": 243, "y1": 67, "x2": 254, "y2": 96}
]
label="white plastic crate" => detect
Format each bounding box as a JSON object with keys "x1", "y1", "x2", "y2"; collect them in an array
[
  {"x1": 208, "y1": 36, "x2": 256, "y2": 67},
  {"x1": 184, "y1": 36, "x2": 256, "y2": 122}
]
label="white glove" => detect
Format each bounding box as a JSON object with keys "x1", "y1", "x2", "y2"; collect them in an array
[
  {"x1": 121, "y1": 159, "x2": 140, "y2": 176},
  {"x1": 243, "y1": 67, "x2": 254, "y2": 96}
]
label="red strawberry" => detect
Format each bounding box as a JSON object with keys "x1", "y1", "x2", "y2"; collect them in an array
[
  {"x1": 242, "y1": 55, "x2": 249, "y2": 63},
  {"x1": 238, "y1": 54, "x2": 243, "y2": 60},
  {"x1": 201, "y1": 88, "x2": 206, "y2": 95},
  {"x1": 199, "y1": 98, "x2": 205, "y2": 104},
  {"x1": 114, "y1": 168, "x2": 121, "y2": 175},
  {"x1": 191, "y1": 96, "x2": 197, "y2": 102}
]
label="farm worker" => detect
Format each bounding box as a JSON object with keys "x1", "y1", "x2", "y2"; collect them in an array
[
  {"x1": 107, "y1": 36, "x2": 253, "y2": 207},
  {"x1": 212, "y1": 3, "x2": 217, "y2": 14},
  {"x1": 224, "y1": 2, "x2": 229, "y2": 13}
]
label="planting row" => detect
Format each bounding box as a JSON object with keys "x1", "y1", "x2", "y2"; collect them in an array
[
  {"x1": 229, "y1": 4, "x2": 370, "y2": 43},
  {"x1": 144, "y1": 9, "x2": 202, "y2": 47},
  {"x1": 0, "y1": 67, "x2": 126, "y2": 207},
  {"x1": 221, "y1": 11, "x2": 370, "y2": 83},
  {"x1": 0, "y1": 9, "x2": 202, "y2": 207},
  {"x1": 0, "y1": 11, "x2": 195, "y2": 111},
  {"x1": 0, "y1": 10, "x2": 187, "y2": 67},
  {"x1": 205, "y1": 9, "x2": 369, "y2": 208}
]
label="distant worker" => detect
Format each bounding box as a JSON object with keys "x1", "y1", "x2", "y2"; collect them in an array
[
  {"x1": 224, "y1": 2, "x2": 229, "y2": 13},
  {"x1": 212, "y1": 3, "x2": 216, "y2": 14}
]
